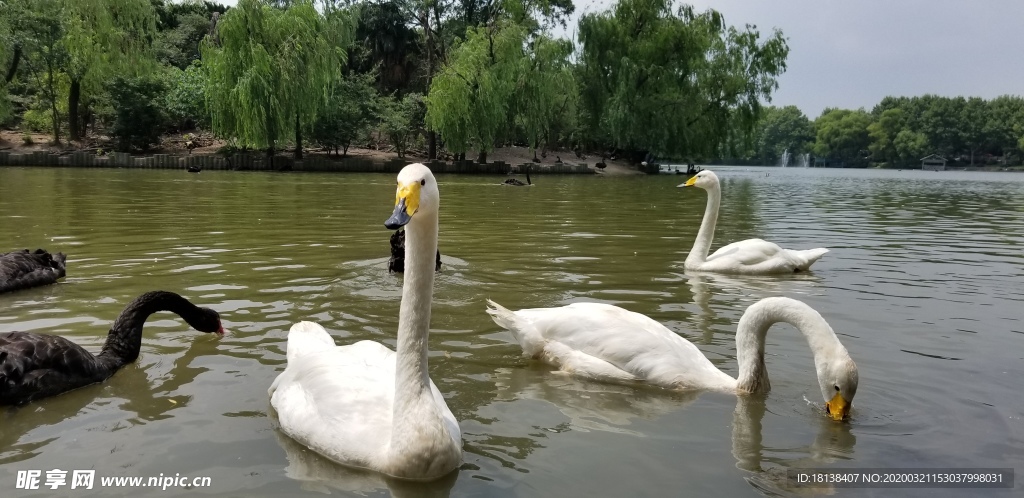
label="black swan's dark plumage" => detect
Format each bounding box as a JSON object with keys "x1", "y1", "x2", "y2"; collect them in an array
[
  {"x1": 502, "y1": 165, "x2": 532, "y2": 186},
  {"x1": 0, "y1": 291, "x2": 223, "y2": 405},
  {"x1": 186, "y1": 165, "x2": 201, "y2": 173},
  {"x1": 0, "y1": 249, "x2": 67, "y2": 294},
  {"x1": 388, "y1": 229, "x2": 441, "y2": 274}
]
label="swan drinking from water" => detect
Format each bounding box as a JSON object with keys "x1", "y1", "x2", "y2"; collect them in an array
[
  {"x1": 680, "y1": 171, "x2": 828, "y2": 274},
  {"x1": 0, "y1": 291, "x2": 223, "y2": 405},
  {"x1": 270, "y1": 163, "x2": 462, "y2": 480},
  {"x1": 486, "y1": 296, "x2": 858, "y2": 421}
]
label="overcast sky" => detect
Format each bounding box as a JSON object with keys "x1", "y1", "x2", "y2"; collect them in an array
[{"x1": 214, "y1": 1, "x2": 1024, "y2": 118}]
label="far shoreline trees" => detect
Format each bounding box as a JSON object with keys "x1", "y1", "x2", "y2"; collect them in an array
[{"x1": 1, "y1": 0, "x2": 1022, "y2": 169}]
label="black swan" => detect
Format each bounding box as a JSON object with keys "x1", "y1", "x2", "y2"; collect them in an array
[
  {"x1": 0, "y1": 249, "x2": 67, "y2": 294},
  {"x1": 388, "y1": 229, "x2": 441, "y2": 273},
  {"x1": 503, "y1": 165, "x2": 532, "y2": 186},
  {"x1": 0, "y1": 291, "x2": 223, "y2": 405},
  {"x1": 186, "y1": 165, "x2": 202, "y2": 173}
]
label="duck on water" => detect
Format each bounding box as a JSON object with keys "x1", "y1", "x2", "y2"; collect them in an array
[{"x1": 0, "y1": 291, "x2": 224, "y2": 406}]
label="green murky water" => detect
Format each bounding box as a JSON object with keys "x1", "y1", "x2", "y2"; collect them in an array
[{"x1": 1, "y1": 166, "x2": 1022, "y2": 497}]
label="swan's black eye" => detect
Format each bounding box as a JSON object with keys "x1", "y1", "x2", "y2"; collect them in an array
[
  {"x1": 420, "y1": 179, "x2": 426, "y2": 186},
  {"x1": 834, "y1": 385, "x2": 840, "y2": 392}
]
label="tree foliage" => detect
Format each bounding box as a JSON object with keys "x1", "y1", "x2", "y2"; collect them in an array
[
  {"x1": 106, "y1": 74, "x2": 167, "y2": 151},
  {"x1": 312, "y1": 71, "x2": 379, "y2": 156},
  {"x1": 811, "y1": 108, "x2": 872, "y2": 167},
  {"x1": 201, "y1": 0, "x2": 348, "y2": 156},
  {"x1": 753, "y1": 105, "x2": 813, "y2": 164},
  {"x1": 577, "y1": 0, "x2": 788, "y2": 159},
  {"x1": 379, "y1": 92, "x2": 423, "y2": 158}
]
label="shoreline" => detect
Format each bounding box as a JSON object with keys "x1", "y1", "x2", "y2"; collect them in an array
[{"x1": 0, "y1": 150, "x2": 608, "y2": 175}]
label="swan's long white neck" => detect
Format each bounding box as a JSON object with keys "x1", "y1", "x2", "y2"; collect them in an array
[
  {"x1": 732, "y1": 297, "x2": 848, "y2": 394},
  {"x1": 391, "y1": 214, "x2": 441, "y2": 440},
  {"x1": 686, "y1": 183, "x2": 720, "y2": 266}
]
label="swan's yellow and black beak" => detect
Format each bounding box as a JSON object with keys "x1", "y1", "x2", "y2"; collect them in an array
[
  {"x1": 678, "y1": 176, "x2": 698, "y2": 188},
  {"x1": 385, "y1": 181, "x2": 421, "y2": 229},
  {"x1": 825, "y1": 392, "x2": 850, "y2": 421}
]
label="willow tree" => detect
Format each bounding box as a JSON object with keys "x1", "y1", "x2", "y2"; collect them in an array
[
  {"x1": 201, "y1": 0, "x2": 346, "y2": 159},
  {"x1": 514, "y1": 34, "x2": 576, "y2": 159},
  {"x1": 577, "y1": 0, "x2": 788, "y2": 160},
  {"x1": 425, "y1": 21, "x2": 527, "y2": 163},
  {"x1": 62, "y1": 0, "x2": 158, "y2": 140}
]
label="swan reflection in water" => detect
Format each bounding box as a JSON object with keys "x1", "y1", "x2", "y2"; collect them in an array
[
  {"x1": 267, "y1": 407, "x2": 459, "y2": 497},
  {"x1": 685, "y1": 271, "x2": 824, "y2": 344},
  {"x1": 494, "y1": 366, "x2": 854, "y2": 495}
]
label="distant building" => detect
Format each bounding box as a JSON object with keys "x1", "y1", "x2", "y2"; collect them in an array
[{"x1": 920, "y1": 154, "x2": 947, "y2": 171}]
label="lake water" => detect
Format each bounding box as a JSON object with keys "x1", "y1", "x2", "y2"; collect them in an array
[{"x1": 1, "y1": 166, "x2": 1022, "y2": 497}]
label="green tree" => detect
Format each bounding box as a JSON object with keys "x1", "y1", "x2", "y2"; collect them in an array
[
  {"x1": 106, "y1": 74, "x2": 167, "y2": 151},
  {"x1": 867, "y1": 108, "x2": 906, "y2": 166},
  {"x1": 62, "y1": 0, "x2": 159, "y2": 141},
  {"x1": 378, "y1": 92, "x2": 423, "y2": 158},
  {"x1": 513, "y1": 34, "x2": 576, "y2": 159},
  {"x1": 15, "y1": 0, "x2": 67, "y2": 142},
  {"x1": 577, "y1": 0, "x2": 788, "y2": 160},
  {"x1": 812, "y1": 108, "x2": 871, "y2": 167},
  {"x1": 164, "y1": 60, "x2": 209, "y2": 130},
  {"x1": 312, "y1": 71, "x2": 380, "y2": 156},
  {"x1": 754, "y1": 105, "x2": 813, "y2": 165},
  {"x1": 893, "y1": 129, "x2": 928, "y2": 166},
  {"x1": 425, "y1": 21, "x2": 526, "y2": 163},
  {"x1": 986, "y1": 95, "x2": 1024, "y2": 160},
  {"x1": 201, "y1": 0, "x2": 348, "y2": 159}
]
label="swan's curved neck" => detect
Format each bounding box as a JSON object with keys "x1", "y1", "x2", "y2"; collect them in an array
[
  {"x1": 97, "y1": 291, "x2": 209, "y2": 371},
  {"x1": 686, "y1": 184, "x2": 720, "y2": 266},
  {"x1": 391, "y1": 214, "x2": 441, "y2": 435},
  {"x1": 733, "y1": 298, "x2": 847, "y2": 393}
]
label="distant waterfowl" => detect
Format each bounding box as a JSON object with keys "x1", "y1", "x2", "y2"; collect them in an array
[
  {"x1": 270, "y1": 163, "x2": 462, "y2": 480},
  {"x1": 186, "y1": 165, "x2": 201, "y2": 173},
  {"x1": 486, "y1": 296, "x2": 858, "y2": 421},
  {"x1": 595, "y1": 156, "x2": 607, "y2": 169},
  {"x1": 388, "y1": 229, "x2": 441, "y2": 273},
  {"x1": 0, "y1": 249, "x2": 67, "y2": 294},
  {"x1": 0, "y1": 291, "x2": 223, "y2": 406},
  {"x1": 502, "y1": 165, "x2": 532, "y2": 186},
  {"x1": 680, "y1": 170, "x2": 828, "y2": 274}
]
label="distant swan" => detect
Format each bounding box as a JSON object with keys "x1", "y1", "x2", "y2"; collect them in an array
[
  {"x1": 486, "y1": 296, "x2": 858, "y2": 421},
  {"x1": 0, "y1": 249, "x2": 67, "y2": 294},
  {"x1": 388, "y1": 229, "x2": 441, "y2": 274},
  {"x1": 0, "y1": 291, "x2": 223, "y2": 405},
  {"x1": 503, "y1": 165, "x2": 532, "y2": 186},
  {"x1": 270, "y1": 163, "x2": 462, "y2": 480},
  {"x1": 680, "y1": 170, "x2": 828, "y2": 274}
]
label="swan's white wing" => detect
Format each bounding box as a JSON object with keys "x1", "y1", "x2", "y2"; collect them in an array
[
  {"x1": 705, "y1": 239, "x2": 827, "y2": 274},
  {"x1": 489, "y1": 301, "x2": 734, "y2": 390},
  {"x1": 270, "y1": 339, "x2": 397, "y2": 471}
]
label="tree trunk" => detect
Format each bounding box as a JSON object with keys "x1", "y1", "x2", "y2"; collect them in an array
[
  {"x1": 46, "y1": 60, "x2": 60, "y2": 145},
  {"x1": 4, "y1": 43, "x2": 20, "y2": 83},
  {"x1": 342, "y1": 144, "x2": 349, "y2": 157},
  {"x1": 69, "y1": 79, "x2": 82, "y2": 141},
  {"x1": 294, "y1": 111, "x2": 303, "y2": 160},
  {"x1": 477, "y1": 150, "x2": 487, "y2": 164},
  {"x1": 424, "y1": 7, "x2": 437, "y2": 160}
]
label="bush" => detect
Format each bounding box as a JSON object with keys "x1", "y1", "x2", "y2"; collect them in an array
[
  {"x1": 378, "y1": 93, "x2": 423, "y2": 158},
  {"x1": 164, "y1": 61, "x2": 209, "y2": 131},
  {"x1": 21, "y1": 108, "x2": 56, "y2": 134},
  {"x1": 106, "y1": 75, "x2": 169, "y2": 151},
  {"x1": 312, "y1": 72, "x2": 379, "y2": 156}
]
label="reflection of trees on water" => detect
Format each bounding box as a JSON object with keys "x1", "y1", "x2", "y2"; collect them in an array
[{"x1": 267, "y1": 406, "x2": 459, "y2": 497}]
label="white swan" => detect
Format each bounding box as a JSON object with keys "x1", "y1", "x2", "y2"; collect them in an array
[
  {"x1": 486, "y1": 296, "x2": 858, "y2": 421},
  {"x1": 680, "y1": 170, "x2": 828, "y2": 274},
  {"x1": 270, "y1": 164, "x2": 462, "y2": 480}
]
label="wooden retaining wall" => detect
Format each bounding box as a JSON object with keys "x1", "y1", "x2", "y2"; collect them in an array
[{"x1": 0, "y1": 151, "x2": 593, "y2": 175}]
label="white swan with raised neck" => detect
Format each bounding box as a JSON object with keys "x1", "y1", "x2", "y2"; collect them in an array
[
  {"x1": 269, "y1": 163, "x2": 462, "y2": 480},
  {"x1": 680, "y1": 170, "x2": 828, "y2": 274},
  {"x1": 486, "y1": 296, "x2": 858, "y2": 421}
]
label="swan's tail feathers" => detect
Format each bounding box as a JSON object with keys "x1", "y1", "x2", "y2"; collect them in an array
[
  {"x1": 485, "y1": 299, "x2": 517, "y2": 331},
  {"x1": 796, "y1": 248, "x2": 829, "y2": 270},
  {"x1": 285, "y1": 321, "x2": 336, "y2": 363}
]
